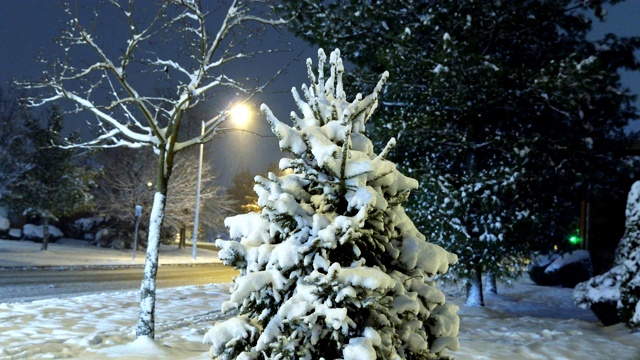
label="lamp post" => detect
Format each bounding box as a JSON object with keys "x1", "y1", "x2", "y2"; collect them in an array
[
  {"x1": 192, "y1": 103, "x2": 252, "y2": 260},
  {"x1": 192, "y1": 121, "x2": 205, "y2": 260}
]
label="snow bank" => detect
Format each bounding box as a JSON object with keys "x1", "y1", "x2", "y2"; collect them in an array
[{"x1": 94, "y1": 335, "x2": 180, "y2": 359}]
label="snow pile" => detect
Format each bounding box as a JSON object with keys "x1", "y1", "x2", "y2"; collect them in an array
[
  {"x1": 206, "y1": 49, "x2": 458, "y2": 359},
  {"x1": 574, "y1": 180, "x2": 640, "y2": 328}
]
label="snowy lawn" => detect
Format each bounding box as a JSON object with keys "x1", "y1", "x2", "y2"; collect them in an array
[
  {"x1": 0, "y1": 240, "x2": 638, "y2": 359},
  {"x1": 0, "y1": 238, "x2": 220, "y2": 269}
]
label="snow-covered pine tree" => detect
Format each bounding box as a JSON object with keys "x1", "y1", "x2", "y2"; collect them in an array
[
  {"x1": 204, "y1": 49, "x2": 459, "y2": 360},
  {"x1": 574, "y1": 181, "x2": 640, "y2": 328},
  {"x1": 9, "y1": 107, "x2": 95, "y2": 251}
]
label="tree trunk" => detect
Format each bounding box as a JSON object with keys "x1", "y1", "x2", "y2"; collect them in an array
[
  {"x1": 135, "y1": 191, "x2": 167, "y2": 339},
  {"x1": 486, "y1": 270, "x2": 497, "y2": 294},
  {"x1": 179, "y1": 226, "x2": 186, "y2": 249},
  {"x1": 41, "y1": 217, "x2": 50, "y2": 251},
  {"x1": 466, "y1": 267, "x2": 485, "y2": 306}
]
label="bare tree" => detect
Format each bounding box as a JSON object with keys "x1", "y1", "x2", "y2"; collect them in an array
[
  {"x1": 165, "y1": 151, "x2": 235, "y2": 247},
  {"x1": 20, "y1": 0, "x2": 284, "y2": 339},
  {"x1": 93, "y1": 147, "x2": 233, "y2": 249}
]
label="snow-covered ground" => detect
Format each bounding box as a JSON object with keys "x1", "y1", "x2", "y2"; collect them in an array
[
  {"x1": 0, "y1": 238, "x2": 220, "y2": 269},
  {"x1": 1, "y1": 240, "x2": 639, "y2": 359}
]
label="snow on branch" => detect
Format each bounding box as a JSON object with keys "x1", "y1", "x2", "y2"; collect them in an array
[{"x1": 18, "y1": 0, "x2": 285, "y2": 153}]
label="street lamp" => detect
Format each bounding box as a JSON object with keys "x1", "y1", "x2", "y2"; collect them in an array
[
  {"x1": 192, "y1": 103, "x2": 252, "y2": 260},
  {"x1": 192, "y1": 120, "x2": 205, "y2": 260},
  {"x1": 230, "y1": 103, "x2": 251, "y2": 127}
]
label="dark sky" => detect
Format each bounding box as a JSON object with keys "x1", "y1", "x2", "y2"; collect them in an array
[
  {"x1": 1, "y1": 1, "x2": 639, "y2": 183},
  {"x1": 589, "y1": 1, "x2": 640, "y2": 130},
  {"x1": 0, "y1": 0, "x2": 316, "y2": 184}
]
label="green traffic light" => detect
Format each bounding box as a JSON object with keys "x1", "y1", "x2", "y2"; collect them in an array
[{"x1": 569, "y1": 235, "x2": 581, "y2": 245}]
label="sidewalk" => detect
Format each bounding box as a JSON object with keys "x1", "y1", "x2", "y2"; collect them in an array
[{"x1": 0, "y1": 238, "x2": 220, "y2": 270}]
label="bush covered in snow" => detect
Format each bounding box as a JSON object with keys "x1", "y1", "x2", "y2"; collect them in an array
[
  {"x1": 529, "y1": 250, "x2": 592, "y2": 288},
  {"x1": 7, "y1": 228, "x2": 22, "y2": 240},
  {"x1": 64, "y1": 216, "x2": 104, "y2": 240},
  {"x1": 574, "y1": 181, "x2": 640, "y2": 328},
  {"x1": 23, "y1": 224, "x2": 64, "y2": 243},
  {"x1": 204, "y1": 49, "x2": 459, "y2": 360},
  {"x1": 0, "y1": 215, "x2": 9, "y2": 237}
]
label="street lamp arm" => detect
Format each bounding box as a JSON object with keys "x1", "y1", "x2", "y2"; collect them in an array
[{"x1": 217, "y1": 127, "x2": 276, "y2": 138}]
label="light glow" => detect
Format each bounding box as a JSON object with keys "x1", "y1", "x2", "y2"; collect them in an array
[{"x1": 230, "y1": 104, "x2": 251, "y2": 127}]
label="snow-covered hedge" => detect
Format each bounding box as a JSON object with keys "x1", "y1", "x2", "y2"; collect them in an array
[
  {"x1": 0, "y1": 215, "x2": 9, "y2": 236},
  {"x1": 204, "y1": 49, "x2": 459, "y2": 360},
  {"x1": 574, "y1": 181, "x2": 640, "y2": 328},
  {"x1": 8, "y1": 228, "x2": 22, "y2": 240},
  {"x1": 544, "y1": 250, "x2": 590, "y2": 274},
  {"x1": 65, "y1": 216, "x2": 104, "y2": 239},
  {"x1": 23, "y1": 224, "x2": 64, "y2": 242},
  {"x1": 529, "y1": 250, "x2": 592, "y2": 288}
]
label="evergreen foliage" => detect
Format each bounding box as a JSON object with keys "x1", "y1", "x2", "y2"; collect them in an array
[
  {"x1": 92, "y1": 147, "x2": 232, "y2": 248},
  {"x1": 279, "y1": 0, "x2": 640, "y2": 304},
  {"x1": 9, "y1": 107, "x2": 95, "y2": 249},
  {"x1": 205, "y1": 49, "x2": 459, "y2": 360},
  {"x1": 228, "y1": 163, "x2": 283, "y2": 215},
  {"x1": 0, "y1": 87, "x2": 34, "y2": 202}
]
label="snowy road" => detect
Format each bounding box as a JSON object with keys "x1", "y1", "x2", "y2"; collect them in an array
[{"x1": 0, "y1": 264, "x2": 237, "y2": 303}]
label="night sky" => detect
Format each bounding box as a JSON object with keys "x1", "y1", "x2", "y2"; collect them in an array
[
  {"x1": 1, "y1": 1, "x2": 639, "y2": 184},
  {"x1": 1, "y1": 0, "x2": 316, "y2": 184}
]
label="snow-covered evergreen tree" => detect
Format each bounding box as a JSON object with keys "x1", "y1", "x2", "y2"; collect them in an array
[
  {"x1": 9, "y1": 107, "x2": 95, "y2": 251},
  {"x1": 204, "y1": 49, "x2": 459, "y2": 360},
  {"x1": 574, "y1": 180, "x2": 640, "y2": 328},
  {"x1": 0, "y1": 87, "x2": 34, "y2": 203}
]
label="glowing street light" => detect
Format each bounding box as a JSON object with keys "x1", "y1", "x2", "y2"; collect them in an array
[{"x1": 230, "y1": 103, "x2": 251, "y2": 127}]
